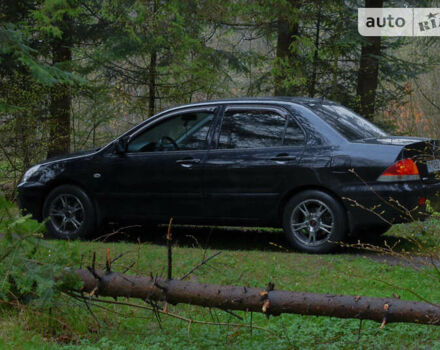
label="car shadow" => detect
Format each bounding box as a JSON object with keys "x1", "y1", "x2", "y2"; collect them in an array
[
  {"x1": 94, "y1": 224, "x2": 417, "y2": 254},
  {"x1": 96, "y1": 224, "x2": 288, "y2": 251}
]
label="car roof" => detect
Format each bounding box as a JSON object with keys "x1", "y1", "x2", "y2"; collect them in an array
[{"x1": 166, "y1": 96, "x2": 338, "y2": 111}]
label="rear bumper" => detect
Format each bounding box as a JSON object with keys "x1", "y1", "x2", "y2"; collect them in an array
[
  {"x1": 17, "y1": 182, "x2": 47, "y2": 221},
  {"x1": 341, "y1": 181, "x2": 440, "y2": 232}
]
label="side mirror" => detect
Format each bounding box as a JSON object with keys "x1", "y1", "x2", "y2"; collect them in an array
[{"x1": 115, "y1": 138, "x2": 128, "y2": 154}]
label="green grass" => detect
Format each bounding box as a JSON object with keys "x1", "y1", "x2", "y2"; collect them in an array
[{"x1": 2, "y1": 225, "x2": 440, "y2": 349}]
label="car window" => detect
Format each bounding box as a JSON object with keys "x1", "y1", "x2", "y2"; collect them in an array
[
  {"x1": 284, "y1": 118, "x2": 306, "y2": 145},
  {"x1": 217, "y1": 109, "x2": 304, "y2": 149},
  {"x1": 127, "y1": 111, "x2": 214, "y2": 152},
  {"x1": 308, "y1": 104, "x2": 387, "y2": 141}
]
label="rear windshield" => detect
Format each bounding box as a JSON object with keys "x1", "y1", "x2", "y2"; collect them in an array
[{"x1": 307, "y1": 104, "x2": 387, "y2": 141}]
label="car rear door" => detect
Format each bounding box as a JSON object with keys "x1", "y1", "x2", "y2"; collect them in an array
[
  {"x1": 97, "y1": 106, "x2": 218, "y2": 222},
  {"x1": 203, "y1": 104, "x2": 307, "y2": 222}
]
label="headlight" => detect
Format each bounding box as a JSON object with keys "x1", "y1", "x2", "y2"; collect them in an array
[{"x1": 22, "y1": 164, "x2": 41, "y2": 183}]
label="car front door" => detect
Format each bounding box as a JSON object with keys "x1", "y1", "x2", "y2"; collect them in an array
[
  {"x1": 203, "y1": 105, "x2": 306, "y2": 223},
  {"x1": 97, "y1": 107, "x2": 218, "y2": 222}
]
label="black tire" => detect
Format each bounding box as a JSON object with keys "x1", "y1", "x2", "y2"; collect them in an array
[
  {"x1": 282, "y1": 190, "x2": 347, "y2": 253},
  {"x1": 43, "y1": 185, "x2": 95, "y2": 239}
]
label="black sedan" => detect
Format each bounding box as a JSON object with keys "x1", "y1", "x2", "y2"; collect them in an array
[{"x1": 17, "y1": 97, "x2": 440, "y2": 253}]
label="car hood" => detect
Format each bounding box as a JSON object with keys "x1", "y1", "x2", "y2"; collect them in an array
[
  {"x1": 354, "y1": 136, "x2": 429, "y2": 146},
  {"x1": 41, "y1": 148, "x2": 100, "y2": 164}
]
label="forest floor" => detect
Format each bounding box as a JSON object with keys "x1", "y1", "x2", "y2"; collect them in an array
[{"x1": 2, "y1": 223, "x2": 440, "y2": 349}]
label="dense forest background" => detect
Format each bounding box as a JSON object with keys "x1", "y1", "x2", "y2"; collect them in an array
[{"x1": 1, "y1": 0, "x2": 439, "y2": 196}]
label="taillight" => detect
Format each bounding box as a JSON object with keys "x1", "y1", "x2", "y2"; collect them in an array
[{"x1": 377, "y1": 158, "x2": 420, "y2": 182}]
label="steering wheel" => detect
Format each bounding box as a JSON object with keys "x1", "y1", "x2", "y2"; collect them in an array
[{"x1": 159, "y1": 136, "x2": 179, "y2": 150}]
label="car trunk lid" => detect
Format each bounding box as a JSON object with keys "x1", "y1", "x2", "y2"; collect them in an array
[
  {"x1": 356, "y1": 137, "x2": 440, "y2": 183},
  {"x1": 398, "y1": 139, "x2": 440, "y2": 183}
]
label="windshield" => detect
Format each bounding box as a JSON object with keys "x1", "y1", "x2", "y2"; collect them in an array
[{"x1": 308, "y1": 104, "x2": 387, "y2": 141}]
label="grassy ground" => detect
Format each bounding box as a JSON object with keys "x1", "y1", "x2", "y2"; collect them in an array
[{"x1": 2, "y1": 224, "x2": 440, "y2": 349}]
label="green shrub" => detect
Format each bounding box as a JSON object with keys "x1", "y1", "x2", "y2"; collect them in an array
[{"x1": 0, "y1": 194, "x2": 81, "y2": 306}]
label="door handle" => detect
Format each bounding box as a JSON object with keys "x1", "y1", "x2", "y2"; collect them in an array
[
  {"x1": 270, "y1": 154, "x2": 296, "y2": 162},
  {"x1": 176, "y1": 158, "x2": 201, "y2": 165}
]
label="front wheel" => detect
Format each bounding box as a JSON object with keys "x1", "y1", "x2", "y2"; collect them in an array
[
  {"x1": 43, "y1": 185, "x2": 95, "y2": 239},
  {"x1": 282, "y1": 190, "x2": 347, "y2": 253}
]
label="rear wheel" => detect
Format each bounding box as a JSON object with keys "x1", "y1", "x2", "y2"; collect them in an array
[
  {"x1": 43, "y1": 185, "x2": 95, "y2": 239},
  {"x1": 282, "y1": 190, "x2": 347, "y2": 253}
]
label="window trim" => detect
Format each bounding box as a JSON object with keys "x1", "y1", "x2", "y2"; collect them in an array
[
  {"x1": 213, "y1": 104, "x2": 307, "y2": 150},
  {"x1": 126, "y1": 106, "x2": 218, "y2": 154}
]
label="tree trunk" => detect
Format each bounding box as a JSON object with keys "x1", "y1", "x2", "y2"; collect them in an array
[
  {"x1": 308, "y1": 2, "x2": 321, "y2": 98},
  {"x1": 147, "y1": 0, "x2": 158, "y2": 119},
  {"x1": 274, "y1": 0, "x2": 300, "y2": 96},
  {"x1": 148, "y1": 49, "x2": 157, "y2": 118},
  {"x1": 356, "y1": 0, "x2": 383, "y2": 120},
  {"x1": 47, "y1": 30, "x2": 72, "y2": 158},
  {"x1": 74, "y1": 269, "x2": 440, "y2": 326}
]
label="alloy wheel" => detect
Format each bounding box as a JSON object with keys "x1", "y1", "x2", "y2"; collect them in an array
[
  {"x1": 48, "y1": 194, "x2": 85, "y2": 236},
  {"x1": 290, "y1": 199, "x2": 335, "y2": 247}
]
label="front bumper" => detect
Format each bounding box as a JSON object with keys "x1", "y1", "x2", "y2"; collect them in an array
[
  {"x1": 341, "y1": 181, "x2": 440, "y2": 232},
  {"x1": 17, "y1": 182, "x2": 47, "y2": 221}
]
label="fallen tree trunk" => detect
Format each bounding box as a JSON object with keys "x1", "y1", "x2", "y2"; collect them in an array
[{"x1": 73, "y1": 269, "x2": 440, "y2": 326}]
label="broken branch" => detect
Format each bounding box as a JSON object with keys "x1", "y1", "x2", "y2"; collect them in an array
[{"x1": 70, "y1": 269, "x2": 440, "y2": 326}]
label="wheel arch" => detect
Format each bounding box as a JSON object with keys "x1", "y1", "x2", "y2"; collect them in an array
[
  {"x1": 278, "y1": 185, "x2": 350, "y2": 231},
  {"x1": 42, "y1": 179, "x2": 103, "y2": 227}
]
